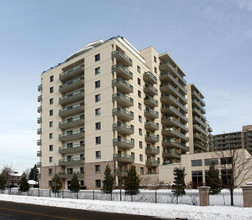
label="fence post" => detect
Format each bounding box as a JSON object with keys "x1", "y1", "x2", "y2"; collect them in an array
[
  {"x1": 38, "y1": 188, "x2": 40, "y2": 197},
  {"x1": 198, "y1": 186, "x2": 211, "y2": 206},
  {"x1": 155, "y1": 191, "x2": 157, "y2": 203},
  {"x1": 241, "y1": 182, "x2": 252, "y2": 207},
  {"x1": 93, "y1": 190, "x2": 94, "y2": 200}
]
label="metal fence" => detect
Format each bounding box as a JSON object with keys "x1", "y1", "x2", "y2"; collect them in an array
[{"x1": 0, "y1": 188, "x2": 243, "y2": 207}]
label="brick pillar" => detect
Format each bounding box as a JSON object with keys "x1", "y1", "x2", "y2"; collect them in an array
[
  {"x1": 198, "y1": 186, "x2": 211, "y2": 206},
  {"x1": 241, "y1": 182, "x2": 252, "y2": 207}
]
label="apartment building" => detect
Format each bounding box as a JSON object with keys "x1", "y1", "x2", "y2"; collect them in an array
[
  {"x1": 37, "y1": 36, "x2": 189, "y2": 189},
  {"x1": 186, "y1": 84, "x2": 213, "y2": 153},
  {"x1": 213, "y1": 125, "x2": 252, "y2": 154}
]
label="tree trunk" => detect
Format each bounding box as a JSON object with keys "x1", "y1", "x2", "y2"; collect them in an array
[{"x1": 230, "y1": 188, "x2": 234, "y2": 206}]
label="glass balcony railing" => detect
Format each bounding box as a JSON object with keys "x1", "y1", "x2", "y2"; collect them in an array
[
  {"x1": 144, "y1": 108, "x2": 159, "y2": 117},
  {"x1": 59, "y1": 129, "x2": 85, "y2": 139},
  {"x1": 112, "y1": 64, "x2": 133, "y2": 77},
  {"x1": 59, "y1": 102, "x2": 84, "y2": 114},
  {"x1": 161, "y1": 83, "x2": 187, "y2": 103},
  {"x1": 59, "y1": 143, "x2": 84, "y2": 151},
  {"x1": 59, "y1": 64, "x2": 84, "y2": 79},
  {"x1": 143, "y1": 71, "x2": 157, "y2": 84},
  {"x1": 143, "y1": 84, "x2": 158, "y2": 94},
  {"x1": 59, "y1": 116, "x2": 84, "y2": 127},
  {"x1": 38, "y1": 84, "x2": 42, "y2": 91},
  {"x1": 113, "y1": 138, "x2": 134, "y2": 146},
  {"x1": 112, "y1": 93, "x2": 133, "y2": 104},
  {"x1": 112, "y1": 108, "x2": 133, "y2": 118},
  {"x1": 144, "y1": 96, "x2": 158, "y2": 104},
  {"x1": 113, "y1": 123, "x2": 134, "y2": 131},
  {"x1": 59, "y1": 157, "x2": 84, "y2": 163},
  {"x1": 59, "y1": 89, "x2": 84, "y2": 103},
  {"x1": 145, "y1": 121, "x2": 159, "y2": 129},
  {"x1": 112, "y1": 78, "x2": 133, "y2": 90},
  {"x1": 161, "y1": 94, "x2": 188, "y2": 113},
  {"x1": 162, "y1": 116, "x2": 188, "y2": 131},
  {"x1": 59, "y1": 76, "x2": 84, "y2": 90},
  {"x1": 37, "y1": 95, "x2": 42, "y2": 102},
  {"x1": 112, "y1": 50, "x2": 132, "y2": 66},
  {"x1": 162, "y1": 105, "x2": 188, "y2": 122},
  {"x1": 193, "y1": 91, "x2": 206, "y2": 106}
]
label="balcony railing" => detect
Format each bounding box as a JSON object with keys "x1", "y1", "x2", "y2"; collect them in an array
[
  {"x1": 113, "y1": 123, "x2": 134, "y2": 135},
  {"x1": 113, "y1": 138, "x2": 134, "y2": 149},
  {"x1": 145, "y1": 121, "x2": 159, "y2": 131},
  {"x1": 145, "y1": 134, "x2": 159, "y2": 143},
  {"x1": 59, "y1": 116, "x2": 84, "y2": 129},
  {"x1": 59, "y1": 143, "x2": 84, "y2": 154},
  {"x1": 38, "y1": 84, "x2": 42, "y2": 91},
  {"x1": 59, "y1": 89, "x2": 84, "y2": 105},
  {"x1": 112, "y1": 50, "x2": 132, "y2": 67},
  {"x1": 59, "y1": 157, "x2": 84, "y2": 166},
  {"x1": 112, "y1": 64, "x2": 133, "y2": 80},
  {"x1": 112, "y1": 93, "x2": 133, "y2": 107},
  {"x1": 162, "y1": 150, "x2": 181, "y2": 159},
  {"x1": 143, "y1": 84, "x2": 158, "y2": 96},
  {"x1": 193, "y1": 116, "x2": 207, "y2": 128},
  {"x1": 59, "y1": 102, "x2": 84, "y2": 117},
  {"x1": 112, "y1": 108, "x2": 133, "y2": 121},
  {"x1": 37, "y1": 95, "x2": 42, "y2": 102},
  {"x1": 58, "y1": 171, "x2": 84, "y2": 179},
  {"x1": 162, "y1": 128, "x2": 189, "y2": 141},
  {"x1": 144, "y1": 96, "x2": 158, "y2": 108},
  {"x1": 37, "y1": 117, "x2": 42, "y2": 124},
  {"x1": 37, "y1": 151, "x2": 41, "y2": 157},
  {"x1": 143, "y1": 72, "x2": 157, "y2": 84},
  {"x1": 161, "y1": 105, "x2": 188, "y2": 123},
  {"x1": 113, "y1": 154, "x2": 134, "y2": 163},
  {"x1": 193, "y1": 91, "x2": 206, "y2": 106},
  {"x1": 193, "y1": 99, "x2": 206, "y2": 113},
  {"x1": 112, "y1": 78, "x2": 133, "y2": 93},
  {"x1": 144, "y1": 108, "x2": 159, "y2": 119},
  {"x1": 160, "y1": 83, "x2": 187, "y2": 104},
  {"x1": 193, "y1": 125, "x2": 207, "y2": 136},
  {"x1": 59, "y1": 77, "x2": 84, "y2": 94},
  {"x1": 37, "y1": 139, "x2": 42, "y2": 145},
  {"x1": 59, "y1": 64, "x2": 84, "y2": 81},
  {"x1": 161, "y1": 94, "x2": 188, "y2": 113},
  {"x1": 37, "y1": 128, "x2": 42, "y2": 135},
  {"x1": 59, "y1": 129, "x2": 85, "y2": 141},
  {"x1": 37, "y1": 162, "x2": 41, "y2": 167},
  {"x1": 146, "y1": 159, "x2": 159, "y2": 167},
  {"x1": 161, "y1": 116, "x2": 188, "y2": 132},
  {"x1": 145, "y1": 147, "x2": 160, "y2": 155},
  {"x1": 37, "y1": 106, "x2": 42, "y2": 113},
  {"x1": 193, "y1": 107, "x2": 206, "y2": 120},
  {"x1": 162, "y1": 139, "x2": 188, "y2": 152}
]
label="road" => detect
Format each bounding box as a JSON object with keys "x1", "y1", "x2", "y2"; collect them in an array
[{"x1": 0, "y1": 201, "x2": 175, "y2": 220}]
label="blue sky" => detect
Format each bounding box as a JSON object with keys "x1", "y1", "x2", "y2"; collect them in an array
[{"x1": 0, "y1": 0, "x2": 251, "y2": 172}]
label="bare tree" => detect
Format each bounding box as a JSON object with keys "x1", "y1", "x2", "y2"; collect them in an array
[{"x1": 214, "y1": 148, "x2": 252, "y2": 206}]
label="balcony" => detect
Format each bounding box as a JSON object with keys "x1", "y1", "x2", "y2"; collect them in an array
[
  {"x1": 59, "y1": 64, "x2": 84, "y2": 82},
  {"x1": 161, "y1": 116, "x2": 188, "y2": 132},
  {"x1": 146, "y1": 159, "x2": 159, "y2": 167},
  {"x1": 59, "y1": 116, "x2": 84, "y2": 129},
  {"x1": 37, "y1": 151, "x2": 41, "y2": 157},
  {"x1": 112, "y1": 78, "x2": 133, "y2": 93},
  {"x1": 160, "y1": 83, "x2": 187, "y2": 104},
  {"x1": 161, "y1": 94, "x2": 187, "y2": 114},
  {"x1": 194, "y1": 133, "x2": 207, "y2": 143},
  {"x1": 192, "y1": 91, "x2": 205, "y2": 106},
  {"x1": 38, "y1": 84, "x2": 42, "y2": 91},
  {"x1": 112, "y1": 64, "x2": 133, "y2": 80},
  {"x1": 145, "y1": 121, "x2": 159, "y2": 131},
  {"x1": 112, "y1": 50, "x2": 132, "y2": 67},
  {"x1": 143, "y1": 72, "x2": 157, "y2": 84},
  {"x1": 37, "y1": 162, "x2": 41, "y2": 168},
  {"x1": 113, "y1": 138, "x2": 134, "y2": 149},
  {"x1": 37, "y1": 117, "x2": 42, "y2": 123},
  {"x1": 112, "y1": 93, "x2": 133, "y2": 107},
  {"x1": 193, "y1": 107, "x2": 206, "y2": 120},
  {"x1": 37, "y1": 106, "x2": 42, "y2": 113},
  {"x1": 145, "y1": 147, "x2": 160, "y2": 155},
  {"x1": 144, "y1": 108, "x2": 159, "y2": 120},
  {"x1": 194, "y1": 141, "x2": 207, "y2": 151},
  {"x1": 113, "y1": 154, "x2": 134, "y2": 163},
  {"x1": 37, "y1": 95, "x2": 42, "y2": 102},
  {"x1": 59, "y1": 157, "x2": 84, "y2": 166},
  {"x1": 59, "y1": 102, "x2": 84, "y2": 117},
  {"x1": 161, "y1": 105, "x2": 188, "y2": 124},
  {"x1": 114, "y1": 169, "x2": 128, "y2": 177},
  {"x1": 59, "y1": 143, "x2": 84, "y2": 154},
  {"x1": 59, "y1": 77, "x2": 84, "y2": 94},
  {"x1": 58, "y1": 171, "x2": 84, "y2": 179},
  {"x1": 193, "y1": 125, "x2": 207, "y2": 136},
  {"x1": 37, "y1": 128, "x2": 42, "y2": 135},
  {"x1": 162, "y1": 150, "x2": 181, "y2": 159},
  {"x1": 193, "y1": 116, "x2": 207, "y2": 129},
  {"x1": 162, "y1": 128, "x2": 189, "y2": 142},
  {"x1": 159, "y1": 62, "x2": 186, "y2": 86},
  {"x1": 144, "y1": 96, "x2": 158, "y2": 108},
  {"x1": 162, "y1": 139, "x2": 188, "y2": 152},
  {"x1": 143, "y1": 84, "x2": 158, "y2": 96},
  {"x1": 59, "y1": 90, "x2": 84, "y2": 105},
  {"x1": 112, "y1": 108, "x2": 133, "y2": 121},
  {"x1": 192, "y1": 99, "x2": 206, "y2": 114},
  {"x1": 59, "y1": 129, "x2": 85, "y2": 142},
  {"x1": 145, "y1": 134, "x2": 159, "y2": 143},
  {"x1": 113, "y1": 123, "x2": 134, "y2": 135},
  {"x1": 37, "y1": 139, "x2": 42, "y2": 145},
  {"x1": 160, "y1": 72, "x2": 187, "y2": 94}
]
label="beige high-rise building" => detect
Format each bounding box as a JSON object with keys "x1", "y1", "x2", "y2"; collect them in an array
[
  {"x1": 186, "y1": 84, "x2": 212, "y2": 153},
  {"x1": 37, "y1": 36, "x2": 189, "y2": 189}
]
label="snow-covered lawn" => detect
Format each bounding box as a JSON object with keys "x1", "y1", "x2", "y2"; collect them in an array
[{"x1": 0, "y1": 194, "x2": 252, "y2": 220}]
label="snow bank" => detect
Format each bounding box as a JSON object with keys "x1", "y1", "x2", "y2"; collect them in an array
[{"x1": 0, "y1": 194, "x2": 252, "y2": 220}]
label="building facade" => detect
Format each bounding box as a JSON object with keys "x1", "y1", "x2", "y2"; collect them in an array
[{"x1": 37, "y1": 36, "x2": 202, "y2": 189}]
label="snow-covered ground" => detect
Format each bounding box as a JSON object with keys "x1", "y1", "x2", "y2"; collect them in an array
[{"x1": 0, "y1": 194, "x2": 252, "y2": 220}]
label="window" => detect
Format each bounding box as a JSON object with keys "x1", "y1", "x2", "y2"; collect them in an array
[
  {"x1": 96, "y1": 136, "x2": 101, "y2": 144},
  {"x1": 95, "y1": 53, "x2": 100, "y2": 62},
  {"x1": 154, "y1": 67, "x2": 157, "y2": 73},
  {"x1": 96, "y1": 151, "x2": 101, "y2": 159},
  {"x1": 138, "y1": 103, "x2": 142, "y2": 110},
  {"x1": 49, "y1": 121, "x2": 53, "y2": 127},
  {"x1": 49, "y1": 169, "x2": 52, "y2": 175},
  {"x1": 95, "y1": 80, "x2": 100, "y2": 89},
  {"x1": 157, "y1": 157, "x2": 160, "y2": 164},
  {"x1": 137, "y1": 78, "x2": 141, "y2": 85},
  {"x1": 49, "y1": 109, "x2": 53, "y2": 116},
  {"x1": 139, "y1": 141, "x2": 142, "y2": 149},
  {"x1": 49, "y1": 145, "x2": 53, "y2": 151},
  {"x1": 80, "y1": 167, "x2": 84, "y2": 174},
  {"x1": 80, "y1": 154, "x2": 84, "y2": 160},
  {"x1": 67, "y1": 155, "x2": 72, "y2": 161},
  {"x1": 139, "y1": 128, "x2": 142, "y2": 136},
  {"x1": 95, "y1": 165, "x2": 101, "y2": 174},
  {"x1": 49, "y1": 133, "x2": 53, "y2": 139},
  {"x1": 50, "y1": 87, "x2": 54, "y2": 93},
  {"x1": 67, "y1": 168, "x2": 73, "y2": 174},
  {"x1": 137, "y1": 65, "x2": 141, "y2": 73},
  {"x1": 50, "y1": 75, "x2": 54, "y2": 82},
  {"x1": 138, "y1": 115, "x2": 142, "y2": 123},
  {"x1": 191, "y1": 159, "x2": 202, "y2": 166},
  {"x1": 95, "y1": 67, "x2": 100, "y2": 75},
  {"x1": 221, "y1": 169, "x2": 232, "y2": 187},
  {"x1": 95, "y1": 122, "x2": 101, "y2": 130},
  {"x1": 95, "y1": 94, "x2": 101, "y2": 102},
  {"x1": 140, "y1": 167, "x2": 144, "y2": 174},
  {"x1": 95, "y1": 108, "x2": 101, "y2": 116},
  {"x1": 204, "y1": 158, "x2": 218, "y2": 166},
  {"x1": 192, "y1": 171, "x2": 203, "y2": 187},
  {"x1": 67, "y1": 143, "x2": 73, "y2": 148},
  {"x1": 139, "y1": 154, "x2": 143, "y2": 162},
  {"x1": 221, "y1": 157, "x2": 233, "y2": 165},
  {"x1": 154, "y1": 56, "x2": 157, "y2": 63},
  {"x1": 138, "y1": 90, "x2": 141, "y2": 98},
  {"x1": 49, "y1": 156, "x2": 53, "y2": 163},
  {"x1": 96, "y1": 179, "x2": 101, "y2": 188},
  {"x1": 131, "y1": 152, "x2": 135, "y2": 159},
  {"x1": 49, "y1": 98, "x2": 53, "y2": 105}
]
